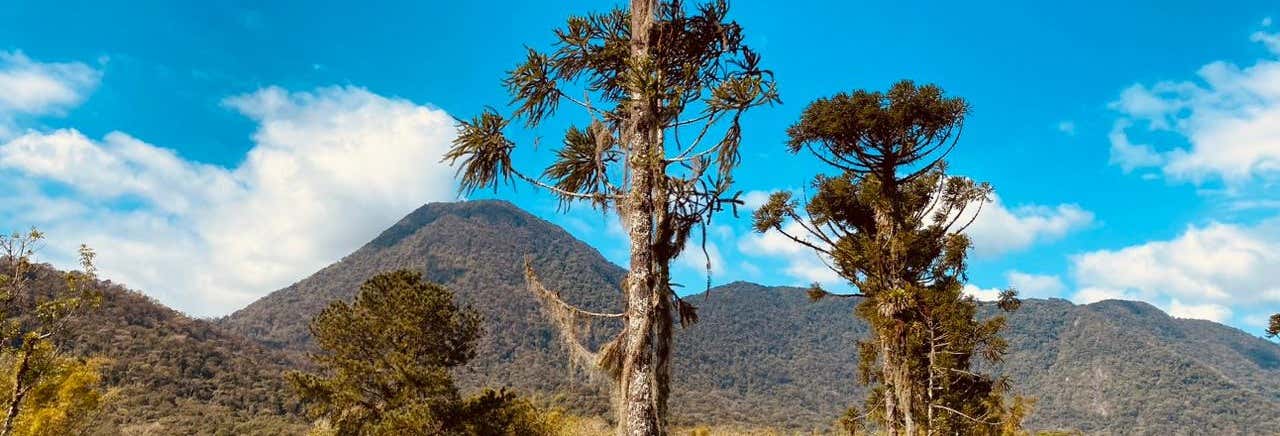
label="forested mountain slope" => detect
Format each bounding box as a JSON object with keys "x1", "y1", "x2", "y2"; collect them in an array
[
  {"x1": 16, "y1": 264, "x2": 306, "y2": 435},
  {"x1": 677, "y1": 282, "x2": 1280, "y2": 433},
  {"x1": 216, "y1": 200, "x2": 1280, "y2": 434}
]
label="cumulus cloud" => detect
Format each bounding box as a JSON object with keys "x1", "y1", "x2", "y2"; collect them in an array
[
  {"x1": 0, "y1": 86, "x2": 458, "y2": 316},
  {"x1": 1006, "y1": 270, "x2": 1066, "y2": 299},
  {"x1": 1167, "y1": 300, "x2": 1232, "y2": 323},
  {"x1": 962, "y1": 284, "x2": 1003, "y2": 301},
  {"x1": 1107, "y1": 119, "x2": 1163, "y2": 172},
  {"x1": 1069, "y1": 219, "x2": 1280, "y2": 322},
  {"x1": 0, "y1": 51, "x2": 101, "y2": 137},
  {"x1": 1071, "y1": 286, "x2": 1142, "y2": 305},
  {"x1": 737, "y1": 221, "x2": 841, "y2": 286},
  {"x1": 1108, "y1": 29, "x2": 1280, "y2": 184},
  {"x1": 963, "y1": 194, "x2": 1094, "y2": 257},
  {"x1": 739, "y1": 190, "x2": 773, "y2": 211}
]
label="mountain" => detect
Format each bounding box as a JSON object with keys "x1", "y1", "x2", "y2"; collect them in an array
[
  {"x1": 220, "y1": 200, "x2": 627, "y2": 415},
  {"x1": 678, "y1": 283, "x2": 1280, "y2": 433},
  {"x1": 14, "y1": 263, "x2": 307, "y2": 435},
  {"x1": 221, "y1": 200, "x2": 1280, "y2": 434}
]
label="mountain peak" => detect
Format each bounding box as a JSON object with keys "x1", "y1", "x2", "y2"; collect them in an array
[{"x1": 366, "y1": 199, "x2": 534, "y2": 249}]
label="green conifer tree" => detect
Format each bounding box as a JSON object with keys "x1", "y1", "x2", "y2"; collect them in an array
[
  {"x1": 753, "y1": 81, "x2": 1025, "y2": 435},
  {"x1": 287, "y1": 270, "x2": 555, "y2": 435},
  {"x1": 444, "y1": 1, "x2": 777, "y2": 434}
]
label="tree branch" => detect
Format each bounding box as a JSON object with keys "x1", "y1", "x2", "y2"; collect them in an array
[{"x1": 930, "y1": 404, "x2": 998, "y2": 426}]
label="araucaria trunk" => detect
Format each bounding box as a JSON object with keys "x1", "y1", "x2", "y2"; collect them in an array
[{"x1": 616, "y1": 2, "x2": 663, "y2": 434}]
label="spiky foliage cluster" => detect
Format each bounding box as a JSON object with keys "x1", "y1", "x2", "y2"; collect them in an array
[
  {"x1": 446, "y1": 1, "x2": 776, "y2": 433},
  {"x1": 448, "y1": 0, "x2": 777, "y2": 220},
  {"x1": 754, "y1": 81, "x2": 1025, "y2": 435},
  {"x1": 287, "y1": 270, "x2": 555, "y2": 435},
  {"x1": 0, "y1": 228, "x2": 102, "y2": 436}
]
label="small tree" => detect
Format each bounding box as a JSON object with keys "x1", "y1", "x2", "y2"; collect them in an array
[
  {"x1": 754, "y1": 81, "x2": 1024, "y2": 435},
  {"x1": 445, "y1": 0, "x2": 777, "y2": 433},
  {"x1": 0, "y1": 229, "x2": 101, "y2": 436},
  {"x1": 287, "y1": 270, "x2": 555, "y2": 435}
]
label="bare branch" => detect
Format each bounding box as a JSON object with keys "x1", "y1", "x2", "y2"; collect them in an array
[
  {"x1": 523, "y1": 259, "x2": 623, "y2": 375},
  {"x1": 929, "y1": 404, "x2": 999, "y2": 426},
  {"x1": 525, "y1": 261, "x2": 624, "y2": 319}
]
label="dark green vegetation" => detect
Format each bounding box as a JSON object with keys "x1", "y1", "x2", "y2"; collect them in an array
[
  {"x1": 288, "y1": 270, "x2": 554, "y2": 435},
  {"x1": 755, "y1": 81, "x2": 1024, "y2": 434},
  {"x1": 222, "y1": 200, "x2": 1280, "y2": 434},
  {"x1": 17, "y1": 264, "x2": 306, "y2": 435},
  {"x1": 14, "y1": 200, "x2": 1280, "y2": 434}
]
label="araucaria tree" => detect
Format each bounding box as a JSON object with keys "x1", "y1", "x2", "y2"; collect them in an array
[
  {"x1": 445, "y1": 0, "x2": 776, "y2": 434},
  {"x1": 754, "y1": 81, "x2": 1025, "y2": 435}
]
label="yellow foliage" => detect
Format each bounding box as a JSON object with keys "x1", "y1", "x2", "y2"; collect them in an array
[{"x1": 10, "y1": 357, "x2": 108, "y2": 436}]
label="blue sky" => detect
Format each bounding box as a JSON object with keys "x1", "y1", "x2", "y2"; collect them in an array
[{"x1": 2, "y1": 1, "x2": 1279, "y2": 334}]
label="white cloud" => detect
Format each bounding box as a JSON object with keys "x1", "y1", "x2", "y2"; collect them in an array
[
  {"x1": 1006, "y1": 270, "x2": 1066, "y2": 299},
  {"x1": 1107, "y1": 119, "x2": 1163, "y2": 172},
  {"x1": 0, "y1": 51, "x2": 101, "y2": 137},
  {"x1": 1071, "y1": 286, "x2": 1140, "y2": 304},
  {"x1": 964, "y1": 194, "x2": 1094, "y2": 257},
  {"x1": 737, "y1": 221, "x2": 841, "y2": 286},
  {"x1": 677, "y1": 240, "x2": 725, "y2": 273},
  {"x1": 1070, "y1": 218, "x2": 1280, "y2": 322},
  {"x1": 1109, "y1": 29, "x2": 1280, "y2": 184},
  {"x1": 740, "y1": 190, "x2": 773, "y2": 211},
  {"x1": 962, "y1": 284, "x2": 1003, "y2": 301},
  {"x1": 1056, "y1": 120, "x2": 1076, "y2": 136},
  {"x1": 1, "y1": 85, "x2": 458, "y2": 316},
  {"x1": 1167, "y1": 300, "x2": 1232, "y2": 323}
]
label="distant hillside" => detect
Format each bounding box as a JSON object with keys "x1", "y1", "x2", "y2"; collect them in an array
[
  {"x1": 219, "y1": 200, "x2": 626, "y2": 415},
  {"x1": 677, "y1": 283, "x2": 1280, "y2": 433},
  {"x1": 221, "y1": 200, "x2": 1280, "y2": 434},
  {"x1": 15, "y1": 263, "x2": 306, "y2": 435}
]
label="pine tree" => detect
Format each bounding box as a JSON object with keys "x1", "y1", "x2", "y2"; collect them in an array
[
  {"x1": 444, "y1": 1, "x2": 777, "y2": 434},
  {"x1": 0, "y1": 228, "x2": 101, "y2": 436},
  {"x1": 753, "y1": 81, "x2": 1025, "y2": 435},
  {"x1": 287, "y1": 270, "x2": 556, "y2": 435}
]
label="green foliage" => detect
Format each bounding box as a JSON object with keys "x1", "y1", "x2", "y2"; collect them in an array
[
  {"x1": 288, "y1": 269, "x2": 554, "y2": 435},
  {"x1": 756, "y1": 81, "x2": 1024, "y2": 434},
  {"x1": 446, "y1": 0, "x2": 778, "y2": 218}
]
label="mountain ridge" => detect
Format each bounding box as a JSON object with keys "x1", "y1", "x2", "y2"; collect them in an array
[{"x1": 207, "y1": 199, "x2": 1280, "y2": 432}]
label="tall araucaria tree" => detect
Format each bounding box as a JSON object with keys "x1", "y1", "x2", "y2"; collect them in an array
[
  {"x1": 443, "y1": 1, "x2": 777, "y2": 434},
  {"x1": 753, "y1": 81, "x2": 1026, "y2": 435}
]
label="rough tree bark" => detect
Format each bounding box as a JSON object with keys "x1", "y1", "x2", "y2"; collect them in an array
[
  {"x1": 616, "y1": 2, "x2": 663, "y2": 434},
  {"x1": 1, "y1": 349, "x2": 32, "y2": 436}
]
